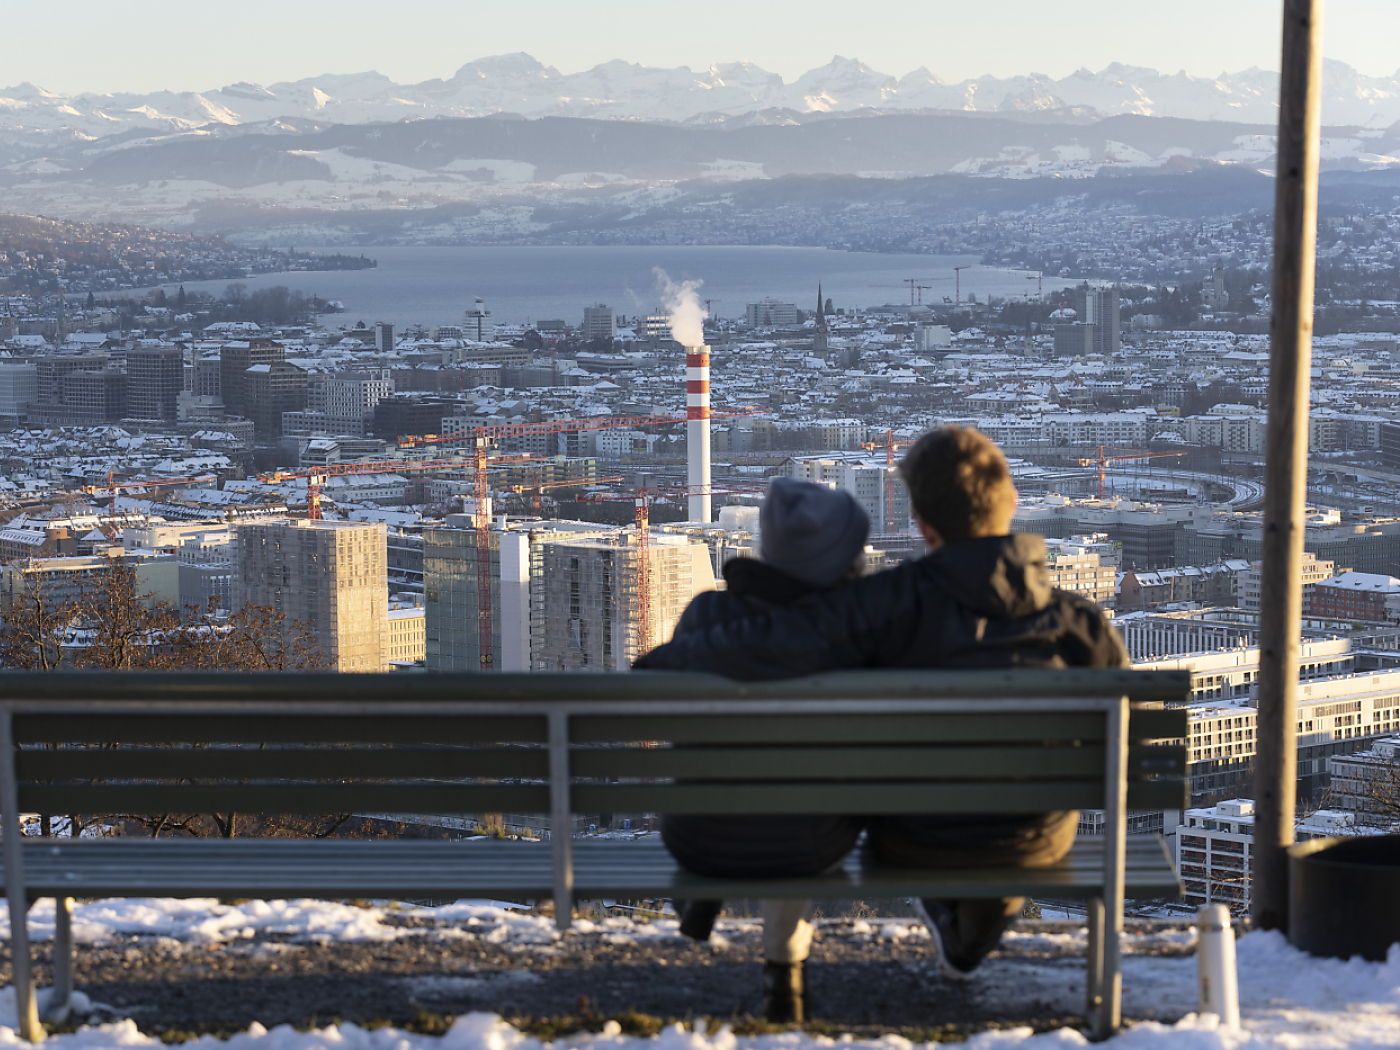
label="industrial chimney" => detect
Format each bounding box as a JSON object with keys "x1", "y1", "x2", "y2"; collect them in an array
[{"x1": 686, "y1": 344, "x2": 711, "y2": 522}]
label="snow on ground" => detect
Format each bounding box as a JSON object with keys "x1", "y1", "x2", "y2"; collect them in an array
[{"x1": 0, "y1": 897, "x2": 1394, "y2": 1047}]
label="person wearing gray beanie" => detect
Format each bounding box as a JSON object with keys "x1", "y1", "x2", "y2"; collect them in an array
[
  {"x1": 759, "y1": 477, "x2": 870, "y2": 588},
  {"x1": 645, "y1": 476, "x2": 871, "y2": 1023}
]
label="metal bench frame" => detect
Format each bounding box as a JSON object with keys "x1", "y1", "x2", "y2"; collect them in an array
[{"x1": 0, "y1": 669, "x2": 1187, "y2": 1042}]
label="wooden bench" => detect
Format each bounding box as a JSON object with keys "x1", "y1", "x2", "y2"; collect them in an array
[{"x1": 0, "y1": 668, "x2": 1188, "y2": 1042}]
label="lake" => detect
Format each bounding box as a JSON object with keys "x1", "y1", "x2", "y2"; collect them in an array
[{"x1": 158, "y1": 245, "x2": 1073, "y2": 330}]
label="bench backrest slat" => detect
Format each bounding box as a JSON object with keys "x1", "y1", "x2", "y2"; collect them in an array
[
  {"x1": 21, "y1": 778, "x2": 1186, "y2": 817},
  {"x1": 15, "y1": 742, "x2": 1186, "y2": 785},
  {"x1": 3, "y1": 669, "x2": 1190, "y2": 820}
]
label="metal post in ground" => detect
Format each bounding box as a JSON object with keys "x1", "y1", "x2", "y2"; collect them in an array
[{"x1": 1254, "y1": 0, "x2": 1326, "y2": 934}]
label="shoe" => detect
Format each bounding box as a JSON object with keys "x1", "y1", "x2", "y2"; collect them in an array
[
  {"x1": 761, "y1": 960, "x2": 806, "y2": 1023},
  {"x1": 677, "y1": 899, "x2": 723, "y2": 942},
  {"x1": 913, "y1": 898, "x2": 976, "y2": 981}
]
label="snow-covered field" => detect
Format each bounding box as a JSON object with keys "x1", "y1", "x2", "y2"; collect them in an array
[{"x1": 0, "y1": 898, "x2": 1394, "y2": 1049}]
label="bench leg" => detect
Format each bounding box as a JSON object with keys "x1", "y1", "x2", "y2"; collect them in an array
[
  {"x1": 1095, "y1": 697, "x2": 1128, "y2": 1041},
  {"x1": 0, "y1": 710, "x2": 43, "y2": 1042},
  {"x1": 43, "y1": 898, "x2": 73, "y2": 1026},
  {"x1": 5, "y1": 895, "x2": 42, "y2": 1041},
  {"x1": 1085, "y1": 896, "x2": 1104, "y2": 1023}
]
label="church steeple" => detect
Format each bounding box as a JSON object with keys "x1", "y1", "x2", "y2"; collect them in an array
[{"x1": 814, "y1": 282, "x2": 829, "y2": 355}]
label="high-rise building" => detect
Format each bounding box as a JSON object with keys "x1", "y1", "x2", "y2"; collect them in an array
[
  {"x1": 233, "y1": 519, "x2": 387, "y2": 672},
  {"x1": 220, "y1": 338, "x2": 284, "y2": 420},
  {"x1": 374, "y1": 322, "x2": 396, "y2": 354},
  {"x1": 0, "y1": 363, "x2": 36, "y2": 426},
  {"x1": 423, "y1": 519, "x2": 588, "y2": 673},
  {"x1": 784, "y1": 454, "x2": 912, "y2": 535},
  {"x1": 1202, "y1": 259, "x2": 1230, "y2": 312},
  {"x1": 34, "y1": 355, "x2": 108, "y2": 407},
  {"x1": 61, "y1": 370, "x2": 127, "y2": 424},
  {"x1": 244, "y1": 362, "x2": 308, "y2": 442},
  {"x1": 464, "y1": 298, "x2": 494, "y2": 342},
  {"x1": 1054, "y1": 284, "x2": 1120, "y2": 357},
  {"x1": 745, "y1": 300, "x2": 799, "y2": 327},
  {"x1": 126, "y1": 345, "x2": 184, "y2": 422},
  {"x1": 424, "y1": 524, "x2": 497, "y2": 671},
  {"x1": 582, "y1": 304, "x2": 617, "y2": 342},
  {"x1": 532, "y1": 532, "x2": 714, "y2": 672}
]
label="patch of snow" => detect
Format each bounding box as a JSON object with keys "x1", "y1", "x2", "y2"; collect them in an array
[{"x1": 0, "y1": 933, "x2": 1397, "y2": 1048}]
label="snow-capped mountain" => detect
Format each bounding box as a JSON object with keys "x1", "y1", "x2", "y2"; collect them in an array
[{"x1": 5, "y1": 54, "x2": 1400, "y2": 148}]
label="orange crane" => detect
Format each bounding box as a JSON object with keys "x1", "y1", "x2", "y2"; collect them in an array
[
  {"x1": 511, "y1": 474, "x2": 624, "y2": 516},
  {"x1": 336, "y1": 408, "x2": 763, "y2": 671},
  {"x1": 861, "y1": 430, "x2": 915, "y2": 534},
  {"x1": 262, "y1": 450, "x2": 535, "y2": 671},
  {"x1": 395, "y1": 407, "x2": 762, "y2": 452},
  {"x1": 1076, "y1": 446, "x2": 1188, "y2": 500},
  {"x1": 88, "y1": 472, "x2": 218, "y2": 504},
  {"x1": 579, "y1": 481, "x2": 768, "y2": 657}
]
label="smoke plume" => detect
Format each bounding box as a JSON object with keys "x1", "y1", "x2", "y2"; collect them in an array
[{"x1": 655, "y1": 268, "x2": 706, "y2": 347}]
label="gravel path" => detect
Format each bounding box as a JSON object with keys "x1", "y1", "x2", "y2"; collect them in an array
[{"x1": 8, "y1": 917, "x2": 1198, "y2": 1038}]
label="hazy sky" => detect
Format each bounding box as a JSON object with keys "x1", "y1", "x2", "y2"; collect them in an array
[{"x1": 9, "y1": 0, "x2": 1400, "y2": 96}]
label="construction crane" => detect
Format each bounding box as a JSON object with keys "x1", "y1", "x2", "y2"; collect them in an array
[
  {"x1": 861, "y1": 431, "x2": 915, "y2": 534},
  {"x1": 511, "y1": 474, "x2": 625, "y2": 516},
  {"x1": 913, "y1": 278, "x2": 952, "y2": 306},
  {"x1": 579, "y1": 481, "x2": 768, "y2": 657},
  {"x1": 1022, "y1": 271, "x2": 1044, "y2": 300},
  {"x1": 395, "y1": 407, "x2": 762, "y2": 452},
  {"x1": 387, "y1": 409, "x2": 764, "y2": 671},
  {"x1": 1076, "y1": 446, "x2": 1188, "y2": 501},
  {"x1": 953, "y1": 266, "x2": 973, "y2": 306},
  {"x1": 869, "y1": 278, "x2": 935, "y2": 307},
  {"x1": 88, "y1": 472, "x2": 218, "y2": 505}
]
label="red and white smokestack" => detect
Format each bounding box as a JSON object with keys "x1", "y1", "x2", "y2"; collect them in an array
[{"x1": 686, "y1": 344, "x2": 711, "y2": 522}]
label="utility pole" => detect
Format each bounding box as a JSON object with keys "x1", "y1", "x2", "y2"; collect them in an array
[{"x1": 1255, "y1": 0, "x2": 1326, "y2": 934}]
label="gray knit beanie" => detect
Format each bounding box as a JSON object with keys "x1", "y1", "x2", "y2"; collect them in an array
[{"x1": 759, "y1": 477, "x2": 870, "y2": 587}]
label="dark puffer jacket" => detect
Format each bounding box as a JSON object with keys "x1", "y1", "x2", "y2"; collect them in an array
[{"x1": 636, "y1": 534, "x2": 1128, "y2": 678}]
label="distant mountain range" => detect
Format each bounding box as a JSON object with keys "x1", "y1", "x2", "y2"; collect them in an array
[
  {"x1": 5, "y1": 54, "x2": 1400, "y2": 240},
  {"x1": 5, "y1": 53, "x2": 1400, "y2": 148}
]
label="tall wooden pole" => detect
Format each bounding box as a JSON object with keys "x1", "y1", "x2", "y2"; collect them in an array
[{"x1": 1254, "y1": 0, "x2": 1325, "y2": 933}]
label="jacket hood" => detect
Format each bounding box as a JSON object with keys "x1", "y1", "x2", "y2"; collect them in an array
[{"x1": 921, "y1": 534, "x2": 1053, "y2": 619}]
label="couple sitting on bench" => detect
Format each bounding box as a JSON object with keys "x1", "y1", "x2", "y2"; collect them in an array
[{"x1": 635, "y1": 426, "x2": 1129, "y2": 1022}]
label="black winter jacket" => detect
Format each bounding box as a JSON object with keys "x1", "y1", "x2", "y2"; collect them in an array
[
  {"x1": 674, "y1": 557, "x2": 834, "y2": 636},
  {"x1": 636, "y1": 534, "x2": 1128, "y2": 679}
]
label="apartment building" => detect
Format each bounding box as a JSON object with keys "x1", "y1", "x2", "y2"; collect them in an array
[
  {"x1": 1043, "y1": 539, "x2": 1117, "y2": 608},
  {"x1": 1325, "y1": 735, "x2": 1400, "y2": 826},
  {"x1": 1310, "y1": 571, "x2": 1400, "y2": 623},
  {"x1": 784, "y1": 453, "x2": 913, "y2": 534},
  {"x1": 384, "y1": 601, "x2": 426, "y2": 666},
  {"x1": 233, "y1": 520, "x2": 387, "y2": 672},
  {"x1": 1176, "y1": 799, "x2": 1366, "y2": 912},
  {"x1": 1236, "y1": 551, "x2": 1335, "y2": 613}
]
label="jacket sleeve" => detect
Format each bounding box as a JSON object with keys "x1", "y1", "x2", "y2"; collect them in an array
[
  {"x1": 1057, "y1": 592, "x2": 1132, "y2": 669},
  {"x1": 634, "y1": 573, "x2": 905, "y2": 679}
]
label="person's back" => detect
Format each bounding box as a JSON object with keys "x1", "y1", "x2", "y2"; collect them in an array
[
  {"x1": 648, "y1": 477, "x2": 871, "y2": 1023},
  {"x1": 639, "y1": 426, "x2": 1127, "y2": 983},
  {"x1": 640, "y1": 429, "x2": 1125, "y2": 678}
]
